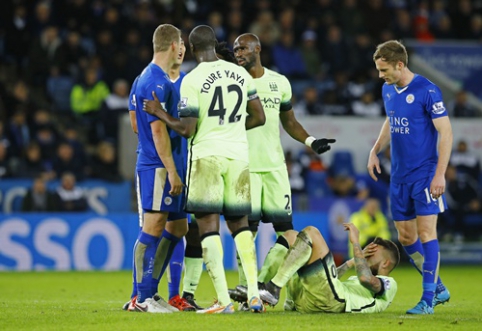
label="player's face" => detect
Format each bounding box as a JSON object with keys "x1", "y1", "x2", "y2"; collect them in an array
[
  {"x1": 366, "y1": 247, "x2": 386, "y2": 275},
  {"x1": 375, "y1": 59, "x2": 402, "y2": 86},
  {"x1": 233, "y1": 39, "x2": 256, "y2": 70},
  {"x1": 175, "y1": 39, "x2": 186, "y2": 65}
]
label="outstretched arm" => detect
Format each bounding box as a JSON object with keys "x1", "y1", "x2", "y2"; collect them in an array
[
  {"x1": 368, "y1": 118, "x2": 391, "y2": 181},
  {"x1": 343, "y1": 223, "x2": 383, "y2": 293},
  {"x1": 144, "y1": 91, "x2": 196, "y2": 138},
  {"x1": 280, "y1": 109, "x2": 336, "y2": 154}
]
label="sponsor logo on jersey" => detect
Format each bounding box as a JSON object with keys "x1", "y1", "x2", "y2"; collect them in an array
[
  {"x1": 432, "y1": 101, "x2": 446, "y2": 114},
  {"x1": 383, "y1": 278, "x2": 391, "y2": 290},
  {"x1": 406, "y1": 94, "x2": 415, "y2": 104},
  {"x1": 131, "y1": 94, "x2": 136, "y2": 107}
]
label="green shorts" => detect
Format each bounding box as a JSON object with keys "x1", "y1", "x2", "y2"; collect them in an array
[
  {"x1": 185, "y1": 156, "x2": 251, "y2": 218},
  {"x1": 249, "y1": 167, "x2": 292, "y2": 223},
  {"x1": 288, "y1": 252, "x2": 347, "y2": 313}
]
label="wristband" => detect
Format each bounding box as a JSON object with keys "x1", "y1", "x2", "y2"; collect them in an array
[{"x1": 304, "y1": 136, "x2": 316, "y2": 147}]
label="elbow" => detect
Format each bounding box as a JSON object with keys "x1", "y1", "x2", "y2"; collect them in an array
[
  {"x1": 257, "y1": 114, "x2": 266, "y2": 127},
  {"x1": 358, "y1": 275, "x2": 371, "y2": 286},
  {"x1": 181, "y1": 128, "x2": 194, "y2": 139}
]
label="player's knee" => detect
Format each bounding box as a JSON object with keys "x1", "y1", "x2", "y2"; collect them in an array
[
  {"x1": 397, "y1": 231, "x2": 417, "y2": 246},
  {"x1": 302, "y1": 226, "x2": 321, "y2": 240},
  {"x1": 282, "y1": 230, "x2": 299, "y2": 246}
]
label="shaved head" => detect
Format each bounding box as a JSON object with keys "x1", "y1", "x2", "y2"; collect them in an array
[
  {"x1": 235, "y1": 33, "x2": 261, "y2": 47},
  {"x1": 189, "y1": 25, "x2": 216, "y2": 52},
  {"x1": 233, "y1": 33, "x2": 262, "y2": 71}
]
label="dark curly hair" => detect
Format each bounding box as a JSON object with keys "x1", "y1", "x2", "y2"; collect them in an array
[{"x1": 215, "y1": 40, "x2": 236, "y2": 64}]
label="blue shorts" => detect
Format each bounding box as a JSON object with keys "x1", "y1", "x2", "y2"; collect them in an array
[
  {"x1": 390, "y1": 176, "x2": 447, "y2": 221},
  {"x1": 136, "y1": 167, "x2": 186, "y2": 221}
]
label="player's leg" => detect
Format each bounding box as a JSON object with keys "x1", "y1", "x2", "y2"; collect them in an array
[
  {"x1": 181, "y1": 218, "x2": 204, "y2": 310},
  {"x1": 224, "y1": 159, "x2": 263, "y2": 313},
  {"x1": 167, "y1": 239, "x2": 184, "y2": 299},
  {"x1": 186, "y1": 156, "x2": 233, "y2": 314}
]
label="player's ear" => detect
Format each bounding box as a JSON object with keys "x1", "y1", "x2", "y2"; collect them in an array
[{"x1": 255, "y1": 45, "x2": 261, "y2": 54}]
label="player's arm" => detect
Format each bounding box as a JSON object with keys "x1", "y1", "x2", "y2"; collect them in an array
[
  {"x1": 431, "y1": 116, "x2": 453, "y2": 199},
  {"x1": 367, "y1": 117, "x2": 391, "y2": 181},
  {"x1": 245, "y1": 97, "x2": 266, "y2": 130},
  {"x1": 129, "y1": 111, "x2": 138, "y2": 134},
  {"x1": 343, "y1": 223, "x2": 383, "y2": 293},
  {"x1": 150, "y1": 120, "x2": 183, "y2": 196},
  {"x1": 336, "y1": 242, "x2": 379, "y2": 277},
  {"x1": 280, "y1": 109, "x2": 336, "y2": 154},
  {"x1": 143, "y1": 91, "x2": 195, "y2": 138}
]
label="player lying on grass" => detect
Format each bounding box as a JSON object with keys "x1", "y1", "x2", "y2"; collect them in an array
[{"x1": 233, "y1": 223, "x2": 400, "y2": 313}]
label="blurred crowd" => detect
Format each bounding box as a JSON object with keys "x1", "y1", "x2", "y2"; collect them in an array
[{"x1": 0, "y1": 0, "x2": 482, "y2": 237}]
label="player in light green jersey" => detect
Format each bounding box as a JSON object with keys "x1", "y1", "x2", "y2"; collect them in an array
[
  {"x1": 230, "y1": 33, "x2": 336, "y2": 310},
  {"x1": 236, "y1": 223, "x2": 400, "y2": 313},
  {"x1": 143, "y1": 25, "x2": 266, "y2": 314}
]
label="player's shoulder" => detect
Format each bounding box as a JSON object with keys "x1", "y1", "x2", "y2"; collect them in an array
[
  {"x1": 413, "y1": 75, "x2": 440, "y2": 92},
  {"x1": 377, "y1": 275, "x2": 397, "y2": 291}
]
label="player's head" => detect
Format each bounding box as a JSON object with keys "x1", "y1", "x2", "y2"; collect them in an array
[
  {"x1": 189, "y1": 25, "x2": 216, "y2": 55},
  {"x1": 215, "y1": 40, "x2": 236, "y2": 64},
  {"x1": 367, "y1": 237, "x2": 400, "y2": 275},
  {"x1": 152, "y1": 24, "x2": 181, "y2": 55},
  {"x1": 174, "y1": 39, "x2": 186, "y2": 66},
  {"x1": 233, "y1": 33, "x2": 261, "y2": 70},
  {"x1": 373, "y1": 40, "x2": 408, "y2": 85}
]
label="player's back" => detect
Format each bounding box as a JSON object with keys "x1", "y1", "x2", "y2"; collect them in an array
[
  {"x1": 382, "y1": 74, "x2": 447, "y2": 183},
  {"x1": 248, "y1": 68, "x2": 292, "y2": 172},
  {"x1": 179, "y1": 60, "x2": 258, "y2": 162},
  {"x1": 342, "y1": 275, "x2": 397, "y2": 313},
  {"x1": 134, "y1": 63, "x2": 181, "y2": 171}
]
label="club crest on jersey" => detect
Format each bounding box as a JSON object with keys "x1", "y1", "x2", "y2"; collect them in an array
[
  {"x1": 383, "y1": 278, "x2": 391, "y2": 290},
  {"x1": 179, "y1": 97, "x2": 188, "y2": 109},
  {"x1": 406, "y1": 94, "x2": 415, "y2": 104},
  {"x1": 432, "y1": 101, "x2": 446, "y2": 115},
  {"x1": 269, "y1": 82, "x2": 278, "y2": 92},
  {"x1": 164, "y1": 197, "x2": 172, "y2": 206}
]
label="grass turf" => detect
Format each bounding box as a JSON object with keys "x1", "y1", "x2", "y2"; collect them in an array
[{"x1": 0, "y1": 265, "x2": 480, "y2": 331}]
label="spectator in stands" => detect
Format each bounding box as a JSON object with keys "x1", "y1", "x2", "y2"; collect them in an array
[
  {"x1": 348, "y1": 198, "x2": 391, "y2": 256},
  {"x1": 249, "y1": 10, "x2": 280, "y2": 47},
  {"x1": 29, "y1": 109, "x2": 58, "y2": 140},
  {"x1": 62, "y1": 126, "x2": 87, "y2": 167},
  {"x1": 3, "y1": 80, "x2": 39, "y2": 121},
  {"x1": 391, "y1": 9, "x2": 415, "y2": 40},
  {"x1": 0, "y1": 141, "x2": 13, "y2": 178},
  {"x1": 35, "y1": 125, "x2": 58, "y2": 167},
  {"x1": 15, "y1": 141, "x2": 54, "y2": 179},
  {"x1": 450, "y1": 140, "x2": 481, "y2": 181},
  {"x1": 89, "y1": 140, "x2": 122, "y2": 182},
  {"x1": 432, "y1": 15, "x2": 456, "y2": 39},
  {"x1": 296, "y1": 87, "x2": 323, "y2": 115},
  {"x1": 101, "y1": 79, "x2": 130, "y2": 142},
  {"x1": 6, "y1": 109, "x2": 30, "y2": 158},
  {"x1": 298, "y1": 146, "x2": 327, "y2": 174},
  {"x1": 337, "y1": 0, "x2": 365, "y2": 39},
  {"x1": 469, "y1": 14, "x2": 482, "y2": 41},
  {"x1": 349, "y1": 33, "x2": 375, "y2": 76},
  {"x1": 320, "y1": 90, "x2": 350, "y2": 116},
  {"x1": 440, "y1": 164, "x2": 481, "y2": 242},
  {"x1": 351, "y1": 91, "x2": 383, "y2": 117},
  {"x1": 21, "y1": 176, "x2": 60, "y2": 212},
  {"x1": 326, "y1": 160, "x2": 369, "y2": 199},
  {"x1": 56, "y1": 172, "x2": 88, "y2": 212},
  {"x1": 321, "y1": 25, "x2": 349, "y2": 75},
  {"x1": 450, "y1": 0, "x2": 473, "y2": 39},
  {"x1": 300, "y1": 30, "x2": 322, "y2": 80},
  {"x1": 58, "y1": 30, "x2": 89, "y2": 79},
  {"x1": 450, "y1": 90, "x2": 479, "y2": 118},
  {"x1": 47, "y1": 66, "x2": 74, "y2": 114},
  {"x1": 3, "y1": 4, "x2": 31, "y2": 69},
  {"x1": 70, "y1": 67, "x2": 110, "y2": 144},
  {"x1": 272, "y1": 31, "x2": 308, "y2": 79},
  {"x1": 52, "y1": 142, "x2": 85, "y2": 181}
]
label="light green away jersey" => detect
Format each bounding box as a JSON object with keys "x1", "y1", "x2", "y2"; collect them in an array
[
  {"x1": 343, "y1": 275, "x2": 397, "y2": 313},
  {"x1": 247, "y1": 68, "x2": 292, "y2": 172},
  {"x1": 179, "y1": 60, "x2": 258, "y2": 162}
]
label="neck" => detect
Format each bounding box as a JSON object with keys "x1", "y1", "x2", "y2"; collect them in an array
[
  {"x1": 396, "y1": 67, "x2": 415, "y2": 87},
  {"x1": 152, "y1": 52, "x2": 172, "y2": 73},
  {"x1": 195, "y1": 49, "x2": 218, "y2": 63},
  {"x1": 248, "y1": 59, "x2": 265, "y2": 78},
  {"x1": 169, "y1": 65, "x2": 181, "y2": 80}
]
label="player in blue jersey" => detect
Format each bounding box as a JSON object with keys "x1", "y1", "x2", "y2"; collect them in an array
[
  {"x1": 368, "y1": 40, "x2": 453, "y2": 315},
  {"x1": 126, "y1": 24, "x2": 189, "y2": 313}
]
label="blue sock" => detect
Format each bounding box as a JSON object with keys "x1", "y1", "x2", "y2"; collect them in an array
[
  {"x1": 403, "y1": 239, "x2": 445, "y2": 292},
  {"x1": 130, "y1": 227, "x2": 143, "y2": 299},
  {"x1": 151, "y1": 230, "x2": 182, "y2": 296},
  {"x1": 135, "y1": 231, "x2": 159, "y2": 303},
  {"x1": 168, "y1": 239, "x2": 185, "y2": 299},
  {"x1": 421, "y1": 240, "x2": 440, "y2": 307}
]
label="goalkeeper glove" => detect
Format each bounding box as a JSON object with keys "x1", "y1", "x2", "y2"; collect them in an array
[{"x1": 305, "y1": 137, "x2": 336, "y2": 154}]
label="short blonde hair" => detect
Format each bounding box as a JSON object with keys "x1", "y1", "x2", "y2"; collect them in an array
[
  {"x1": 152, "y1": 24, "x2": 181, "y2": 52},
  {"x1": 373, "y1": 40, "x2": 408, "y2": 67}
]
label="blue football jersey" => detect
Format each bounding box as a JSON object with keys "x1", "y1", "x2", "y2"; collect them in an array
[
  {"x1": 170, "y1": 72, "x2": 187, "y2": 168},
  {"x1": 382, "y1": 75, "x2": 448, "y2": 183},
  {"x1": 133, "y1": 63, "x2": 184, "y2": 172}
]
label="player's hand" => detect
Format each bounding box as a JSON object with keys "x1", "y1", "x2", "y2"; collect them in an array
[
  {"x1": 430, "y1": 173, "x2": 445, "y2": 200},
  {"x1": 362, "y1": 242, "x2": 378, "y2": 258},
  {"x1": 167, "y1": 171, "x2": 183, "y2": 196},
  {"x1": 311, "y1": 138, "x2": 336, "y2": 154},
  {"x1": 343, "y1": 223, "x2": 360, "y2": 244},
  {"x1": 143, "y1": 91, "x2": 165, "y2": 116},
  {"x1": 367, "y1": 150, "x2": 381, "y2": 181}
]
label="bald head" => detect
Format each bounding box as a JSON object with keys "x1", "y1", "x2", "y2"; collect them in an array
[
  {"x1": 189, "y1": 25, "x2": 216, "y2": 52},
  {"x1": 235, "y1": 33, "x2": 261, "y2": 48},
  {"x1": 233, "y1": 33, "x2": 262, "y2": 71}
]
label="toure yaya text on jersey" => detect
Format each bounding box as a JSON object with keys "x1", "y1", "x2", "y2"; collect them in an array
[{"x1": 200, "y1": 70, "x2": 245, "y2": 93}]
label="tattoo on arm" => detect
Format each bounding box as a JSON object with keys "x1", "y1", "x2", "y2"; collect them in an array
[
  {"x1": 353, "y1": 243, "x2": 382, "y2": 293},
  {"x1": 336, "y1": 259, "x2": 353, "y2": 278}
]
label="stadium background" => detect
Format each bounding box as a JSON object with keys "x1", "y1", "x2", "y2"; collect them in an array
[{"x1": 1, "y1": 0, "x2": 482, "y2": 272}]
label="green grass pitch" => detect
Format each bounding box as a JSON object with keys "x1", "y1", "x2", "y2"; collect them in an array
[{"x1": 1, "y1": 265, "x2": 481, "y2": 331}]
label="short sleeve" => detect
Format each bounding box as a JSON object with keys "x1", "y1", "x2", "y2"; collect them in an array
[
  {"x1": 245, "y1": 74, "x2": 259, "y2": 101},
  {"x1": 280, "y1": 75, "x2": 293, "y2": 112},
  {"x1": 179, "y1": 77, "x2": 200, "y2": 118},
  {"x1": 424, "y1": 85, "x2": 448, "y2": 119}
]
